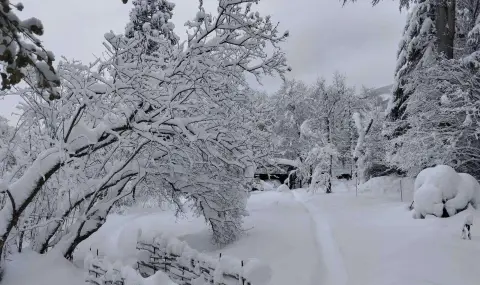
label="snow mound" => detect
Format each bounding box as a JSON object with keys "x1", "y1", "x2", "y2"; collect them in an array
[
  {"x1": 413, "y1": 165, "x2": 480, "y2": 218},
  {"x1": 276, "y1": 184, "x2": 290, "y2": 192}
]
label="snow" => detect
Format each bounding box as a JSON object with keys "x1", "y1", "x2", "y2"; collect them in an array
[
  {"x1": 465, "y1": 213, "x2": 474, "y2": 225},
  {"x1": 10, "y1": 175, "x2": 480, "y2": 285},
  {"x1": 293, "y1": 191, "x2": 348, "y2": 285},
  {"x1": 76, "y1": 191, "x2": 323, "y2": 285},
  {"x1": 358, "y1": 175, "x2": 414, "y2": 201},
  {"x1": 143, "y1": 271, "x2": 178, "y2": 285},
  {"x1": 276, "y1": 184, "x2": 290, "y2": 192},
  {"x1": 241, "y1": 258, "x2": 272, "y2": 284},
  {"x1": 73, "y1": 207, "x2": 206, "y2": 266},
  {"x1": 2, "y1": 250, "x2": 86, "y2": 285},
  {"x1": 294, "y1": 183, "x2": 480, "y2": 285}
]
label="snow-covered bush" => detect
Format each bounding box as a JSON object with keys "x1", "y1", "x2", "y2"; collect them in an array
[{"x1": 413, "y1": 165, "x2": 480, "y2": 219}]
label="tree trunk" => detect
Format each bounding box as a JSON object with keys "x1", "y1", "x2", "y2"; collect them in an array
[
  {"x1": 326, "y1": 116, "x2": 332, "y2": 194},
  {"x1": 327, "y1": 154, "x2": 333, "y2": 194},
  {"x1": 436, "y1": 0, "x2": 456, "y2": 59}
]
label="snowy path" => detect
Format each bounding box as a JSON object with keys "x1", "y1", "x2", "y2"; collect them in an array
[
  {"x1": 293, "y1": 191, "x2": 348, "y2": 285},
  {"x1": 297, "y1": 190, "x2": 480, "y2": 285},
  {"x1": 216, "y1": 191, "x2": 325, "y2": 285}
]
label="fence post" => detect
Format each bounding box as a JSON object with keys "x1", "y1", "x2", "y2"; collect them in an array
[
  {"x1": 400, "y1": 178, "x2": 403, "y2": 202},
  {"x1": 355, "y1": 170, "x2": 358, "y2": 197},
  {"x1": 164, "y1": 255, "x2": 167, "y2": 272},
  {"x1": 241, "y1": 260, "x2": 245, "y2": 285}
]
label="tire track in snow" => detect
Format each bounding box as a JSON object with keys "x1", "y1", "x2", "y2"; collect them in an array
[{"x1": 293, "y1": 191, "x2": 348, "y2": 285}]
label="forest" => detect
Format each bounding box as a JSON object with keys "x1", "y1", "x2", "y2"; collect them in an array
[{"x1": 1, "y1": 0, "x2": 480, "y2": 284}]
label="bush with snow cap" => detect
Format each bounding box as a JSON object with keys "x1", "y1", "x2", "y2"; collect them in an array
[{"x1": 413, "y1": 165, "x2": 480, "y2": 218}]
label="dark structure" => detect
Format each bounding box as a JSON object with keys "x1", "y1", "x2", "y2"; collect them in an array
[
  {"x1": 336, "y1": 173, "x2": 352, "y2": 180},
  {"x1": 253, "y1": 164, "x2": 301, "y2": 190}
]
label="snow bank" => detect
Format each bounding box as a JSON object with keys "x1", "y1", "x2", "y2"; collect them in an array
[
  {"x1": 74, "y1": 210, "x2": 205, "y2": 266},
  {"x1": 3, "y1": 250, "x2": 85, "y2": 285},
  {"x1": 413, "y1": 165, "x2": 480, "y2": 218},
  {"x1": 359, "y1": 175, "x2": 414, "y2": 201}
]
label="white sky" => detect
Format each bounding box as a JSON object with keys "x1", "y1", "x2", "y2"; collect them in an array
[{"x1": 0, "y1": 0, "x2": 406, "y2": 122}]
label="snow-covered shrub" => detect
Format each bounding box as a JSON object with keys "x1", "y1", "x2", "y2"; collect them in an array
[{"x1": 413, "y1": 165, "x2": 480, "y2": 218}]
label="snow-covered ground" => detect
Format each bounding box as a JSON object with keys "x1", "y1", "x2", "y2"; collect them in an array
[
  {"x1": 297, "y1": 188, "x2": 480, "y2": 285},
  {"x1": 76, "y1": 190, "x2": 325, "y2": 285},
  {"x1": 6, "y1": 176, "x2": 480, "y2": 285}
]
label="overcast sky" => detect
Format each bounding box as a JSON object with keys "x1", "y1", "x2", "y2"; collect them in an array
[{"x1": 0, "y1": 0, "x2": 406, "y2": 121}]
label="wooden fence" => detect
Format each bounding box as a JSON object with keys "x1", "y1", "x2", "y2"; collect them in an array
[{"x1": 85, "y1": 235, "x2": 270, "y2": 285}]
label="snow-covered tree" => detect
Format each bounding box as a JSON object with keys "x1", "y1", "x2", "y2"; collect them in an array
[
  {"x1": 264, "y1": 74, "x2": 357, "y2": 192},
  {"x1": 385, "y1": 54, "x2": 480, "y2": 177},
  {"x1": 271, "y1": 80, "x2": 310, "y2": 162},
  {"x1": 0, "y1": 0, "x2": 289, "y2": 268},
  {"x1": 380, "y1": 0, "x2": 480, "y2": 178},
  {"x1": 0, "y1": 0, "x2": 59, "y2": 97},
  {"x1": 306, "y1": 75, "x2": 354, "y2": 193},
  {"x1": 125, "y1": 0, "x2": 179, "y2": 50},
  {"x1": 456, "y1": 0, "x2": 480, "y2": 56},
  {"x1": 386, "y1": 0, "x2": 437, "y2": 125}
]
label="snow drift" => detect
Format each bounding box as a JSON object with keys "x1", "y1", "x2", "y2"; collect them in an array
[
  {"x1": 413, "y1": 165, "x2": 480, "y2": 218},
  {"x1": 3, "y1": 250, "x2": 86, "y2": 285}
]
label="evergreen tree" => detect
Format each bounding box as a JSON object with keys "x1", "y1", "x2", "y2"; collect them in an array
[
  {"x1": 125, "y1": 0, "x2": 179, "y2": 55},
  {"x1": 387, "y1": 0, "x2": 437, "y2": 125},
  {"x1": 0, "y1": 1, "x2": 59, "y2": 97}
]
